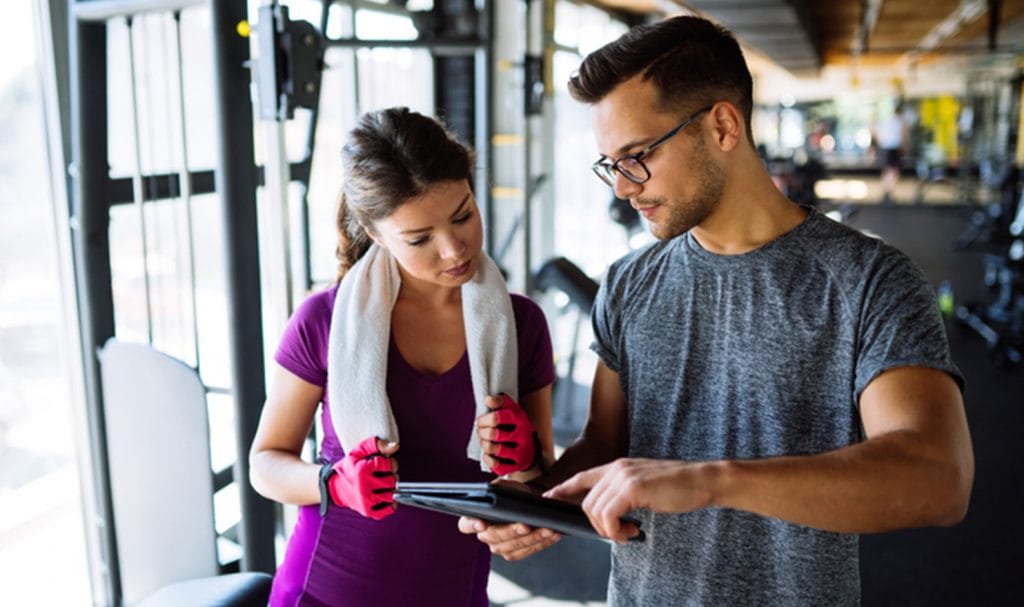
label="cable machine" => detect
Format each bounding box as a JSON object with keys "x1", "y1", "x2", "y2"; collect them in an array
[{"x1": 64, "y1": 1, "x2": 275, "y2": 603}]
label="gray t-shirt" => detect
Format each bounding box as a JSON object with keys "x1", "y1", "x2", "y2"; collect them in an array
[{"x1": 590, "y1": 209, "x2": 962, "y2": 607}]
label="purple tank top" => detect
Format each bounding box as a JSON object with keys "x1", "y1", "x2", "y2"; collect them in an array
[{"x1": 269, "y1": 286, "x2": 554, "y2": 607}]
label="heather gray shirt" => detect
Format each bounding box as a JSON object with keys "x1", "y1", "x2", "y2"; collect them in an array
[{"x1": 591, "y1": 209, "x2": 963, "y2": 607}]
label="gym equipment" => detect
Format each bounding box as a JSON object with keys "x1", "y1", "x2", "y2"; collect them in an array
[
  {"x1": 99, "y1": 339, "x2": 272, "y2": 606},
  {"x1": 533, "y1": 256, "x2": 599, "y2": 430},
  {"x1": 955, "y1": 173, "x2": 1024, "y2": 368},
  {"x1": 953, "y1": 61, "x2": 1023, "y2": 369}
]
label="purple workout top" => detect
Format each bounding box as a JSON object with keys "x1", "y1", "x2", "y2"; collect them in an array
[{"x1": 269, "y1": 285, "x2": 555, "y2": 607}]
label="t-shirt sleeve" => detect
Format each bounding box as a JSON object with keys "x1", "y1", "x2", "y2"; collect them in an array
[
  {"x1": 589, "y1": 265, "x2": 622, "y2": 374},
  {"x1": 274, "y1": 289, "x2": 333, "y2": 388},
  {"x1": 512, "y1": 294, "x2": 556, "y2": 395},
  {"x1": 854, "y1": 247, "x2": 964, "y2": 401}
]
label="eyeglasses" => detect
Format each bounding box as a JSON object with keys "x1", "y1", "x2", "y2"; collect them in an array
[{"x1": 591, "y1": 105, "x2": 713, "y2": 188}]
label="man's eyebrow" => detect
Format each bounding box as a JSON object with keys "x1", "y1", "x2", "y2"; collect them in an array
[
  {"x1": 399, "y1": 192, "x2": 472, "y2": 235},
  {"x1": 612, "y1": 136, "x2": 651, "y2": 156},
  {"x1": 597, "y1": 137, "x2": 653, "y2": 160}
]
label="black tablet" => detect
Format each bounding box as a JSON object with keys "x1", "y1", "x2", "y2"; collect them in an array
[{"x1": 392, "y1": 481, "x2": 644, "y2": 543}]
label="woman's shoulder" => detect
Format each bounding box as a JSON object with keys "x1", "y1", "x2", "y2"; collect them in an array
[
  {"x1": 509, "y1": 292, "x2": 543, "y2": 319},
  {"x1": 275, "y1": 284, "x2": 338, "y2": 379},
  {"x1": 509, "y1": 293, "x2": 550, "y2": 334},
  {"x1": 296, "y1": 284, "x2": 339, "y2": 317},
  {"x1": 292, "y1": 283, "x2": 339, "y2": 325}
]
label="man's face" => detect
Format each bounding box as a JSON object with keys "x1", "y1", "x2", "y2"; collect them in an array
[{"x1": 591, "y1": 77, "x2": 725, "y2": 240}]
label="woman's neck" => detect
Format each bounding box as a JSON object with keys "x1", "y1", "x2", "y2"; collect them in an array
[{"x1": 396, "y1": 266, "x2": 462, "y2": 309}]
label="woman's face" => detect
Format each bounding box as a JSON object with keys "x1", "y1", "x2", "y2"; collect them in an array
[{"x1": 367, "y1": 179, "x2": 484, "y2": 290}]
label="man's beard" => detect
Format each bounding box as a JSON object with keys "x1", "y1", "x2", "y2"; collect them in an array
[{"x1": 641, "y1": 137, "x2": 726, "y2": 240}]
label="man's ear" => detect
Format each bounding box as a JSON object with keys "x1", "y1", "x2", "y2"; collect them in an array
[{"x1": 708, "y1": 102, "x2": 742, "y2": 152}]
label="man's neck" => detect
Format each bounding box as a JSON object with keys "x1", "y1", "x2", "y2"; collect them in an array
[{"x1": 690, "y1": 190, "x2": 808, "y2": 256}]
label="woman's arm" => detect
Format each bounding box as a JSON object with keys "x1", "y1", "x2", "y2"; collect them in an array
[{"x1": 249, "y1": 363, "x2": 324, "y2": 505}]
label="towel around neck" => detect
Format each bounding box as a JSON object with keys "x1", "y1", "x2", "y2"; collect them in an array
[{"x1": 326, "y1": 244, "x2": 518, "y2": 470}]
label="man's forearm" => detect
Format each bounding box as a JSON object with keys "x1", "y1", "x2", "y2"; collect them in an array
[
  {"x1": 534, "y1": 432, "x2": 623, "y2": 491},
  {"x1": 707, "y1": 429, "x2": 973, "y2": 533}
]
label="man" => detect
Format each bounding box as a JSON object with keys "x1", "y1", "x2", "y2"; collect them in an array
[
  {"x1": 461, "y1": 15, "x2": 973, "y2": 606},
  {"x1": 876, "y1": 102, "x2": 910, "y2": 204}
]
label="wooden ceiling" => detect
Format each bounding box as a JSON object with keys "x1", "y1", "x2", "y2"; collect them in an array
[
  {"x1": 808, "y1": 0, "x2": 1024, "y2": 66},
  {"x1": 586, "y1": 0, "x2": 1024, "y2": 76}
]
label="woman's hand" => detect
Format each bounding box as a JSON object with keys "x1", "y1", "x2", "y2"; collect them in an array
[
  {"x1": 457, "y1": 516, "x2": 561, "y2": 560},
  {"x1": 327, "y1": 436, "x2": 399, "y2": 520},
  {"x1": 476, "y1": 394, "x2": 538, "y2": 476}
]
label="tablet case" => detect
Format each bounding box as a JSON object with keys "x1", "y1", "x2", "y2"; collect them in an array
[{"x1": 393, "y1": 482, "x2": 644, "y2": 543}]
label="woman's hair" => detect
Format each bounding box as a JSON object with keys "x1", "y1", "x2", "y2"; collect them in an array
[
  {"x1": 335, "y1": 107, "x2": 475, "y2": 282},
  {"x1": 567, "y1": 16, "x2": 754, "y2": 141}
]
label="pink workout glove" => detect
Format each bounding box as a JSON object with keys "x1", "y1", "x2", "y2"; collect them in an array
[
  {"x1": 482, "y1": 394, "x2": 539, "y2": 476},
  {"x1": 322, "y1": 436, "x2": 397, "y2": 520}
]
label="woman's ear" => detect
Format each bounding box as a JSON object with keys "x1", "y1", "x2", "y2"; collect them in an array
[{"x1": 362, "y1": 223, "x2": 382, "y2": 247}]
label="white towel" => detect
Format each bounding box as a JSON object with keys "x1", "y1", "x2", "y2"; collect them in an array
[{"x1": 326, "y1": 244, "x2": 518, "y2": 469}]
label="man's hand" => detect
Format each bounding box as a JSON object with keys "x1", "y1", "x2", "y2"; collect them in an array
[
  {"x1": 456, "y1": 516, "x2": 561, "y2": 560},
  {"x1": 545, "y1": 458, "x2": 713, "y2": 543}
]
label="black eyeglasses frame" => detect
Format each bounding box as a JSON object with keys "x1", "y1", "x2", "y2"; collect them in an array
[{"x1": 591, "y1": 105, "x2": 714, "y2": 187}]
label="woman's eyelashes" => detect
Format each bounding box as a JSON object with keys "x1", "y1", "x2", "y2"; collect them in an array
[{"x1": 405, "y1": 212, "x2": 473, "y2": 247}]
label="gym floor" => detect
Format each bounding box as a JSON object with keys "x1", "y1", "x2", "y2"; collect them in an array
[{"x1": 488, "y1": 202, "x2": 1024, "y2": 606}]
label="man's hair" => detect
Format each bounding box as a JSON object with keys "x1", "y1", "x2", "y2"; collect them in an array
[
  {"x1": 334, "y1": 107, "x2": 474, "y2": 282},
  {"x1": 568, "y1": 16, "x2": 753, "y2": 139}
]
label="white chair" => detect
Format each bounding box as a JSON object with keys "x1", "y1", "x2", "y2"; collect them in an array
[{"x1": 98, "y1": 339, "x2": 270, "y2": 607}]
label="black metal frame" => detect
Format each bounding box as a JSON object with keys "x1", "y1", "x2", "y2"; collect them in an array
[
  {"x1": 209, "y1": 0, "x2": 277, "y2": 574},
  {"x1": 68, "y1": 13, "x2": 121, "y2": 604}
]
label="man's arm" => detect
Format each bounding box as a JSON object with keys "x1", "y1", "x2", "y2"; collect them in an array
[
  {"x1": 548, "y1": 366, "x2": 973, "y2": 543},
  {"x1": 541, "y1": 360, "x2": 629, "y2": 487},
  {"x1": 457, "y1": 360, "x2": 629, "y2": 559}
]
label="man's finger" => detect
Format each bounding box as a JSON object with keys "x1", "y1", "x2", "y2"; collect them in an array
[
  {"x1": 580, "y1": 484, "x2": 642, "y2": 544},
  {"x1": 544, "y1": 468, "x2": 600, "y2": 499},
  {"x1": 591, "y1": 480, "x2": 618, "y2": 515},
  {"x1": 615, "y1": 521, "x2": 643, "y2": 543},
  {"x1": 587, "y1": 482, "x2": 633, "y2": 542}
]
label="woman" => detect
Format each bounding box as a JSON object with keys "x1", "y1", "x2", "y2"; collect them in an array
[{"x1": 249, "y1": 107, "x2": 555, "y2": 606}]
